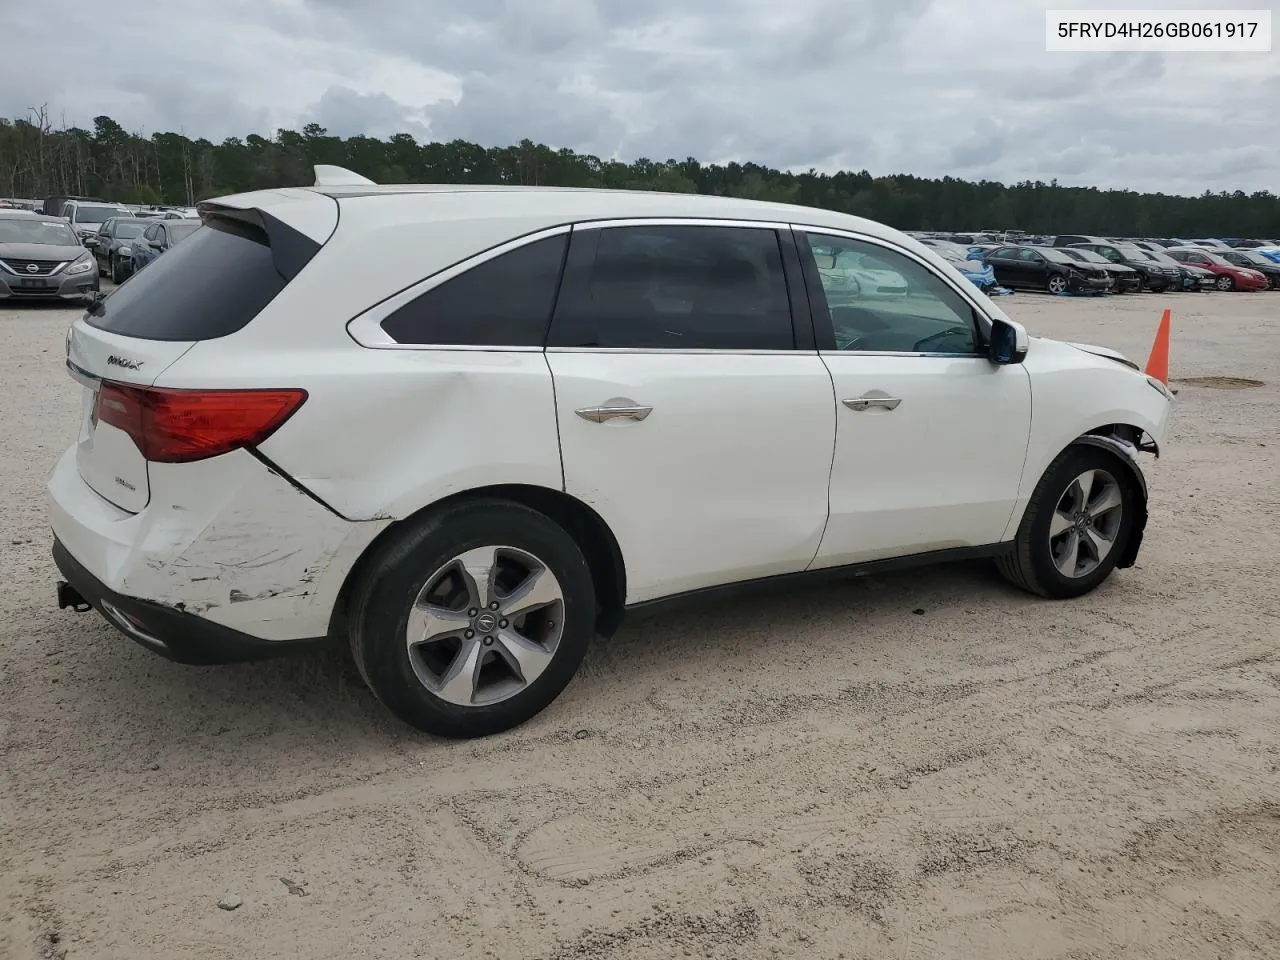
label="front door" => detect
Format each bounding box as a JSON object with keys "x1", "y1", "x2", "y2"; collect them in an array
[
  {"x1": 794, "y1": 229, "x2": 1033, "y2": 568},
  {"x1": 546, "y1": 221, "x2": 836, "y2": 603}
]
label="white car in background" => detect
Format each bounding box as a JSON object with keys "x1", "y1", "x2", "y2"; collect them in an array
[
  {"x1": 814, "y1": 244, "x2": 910, "y2": 299},
  {"x1": 49, "y1": 168, "x2": 1174, "y2": 738}
]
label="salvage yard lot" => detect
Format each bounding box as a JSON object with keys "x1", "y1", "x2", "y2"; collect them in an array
[{"x1": 1, "y1": 291, "x2": 1278, "y2": 959}]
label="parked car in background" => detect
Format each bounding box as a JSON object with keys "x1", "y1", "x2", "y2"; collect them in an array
[
  {"x1": 0, "y1": 211, "x2": 99, "y2": 303},
  {"x1": 47, "y1": 169, "x2": 1173, "y2": 737},
  {"x1": 930, "y1": 243, "x2": 998, "y2": 292},
  {"x1": 1058, "y1": 247, "x2": 1141, "y2": 293},
  {"x1": 1164, "y1": 247, "x2": 1269, "y2": 291},
  {"x1": 1216, "y1": 249, "x2": 1280, "y2": 289},
  {"x1": 1138, "y1": 249, "x2": 1216, "y2": 292},
  {"x1": 1067, "y1": 241, "x2": 1181, "y2": 292},
  {"x1": 41, "y1": 195, "x2": 107, "y2": 217},
  {"x1": 985, "y1": 244, "x2": 1112, "y2": 294},
  {"x1": 90, "y1": 217, "x2": 148, "y2": 283},
  {"x1": 62, "y1": 200, "x2": 133, "y2": 244},
  {"x1": 130, "y1": 218, "x2": 202, "y2": 272}
]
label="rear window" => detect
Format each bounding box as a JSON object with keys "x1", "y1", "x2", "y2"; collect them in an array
[{"x1": 87, "y1": 217, "x2": 293, "y2": 341}]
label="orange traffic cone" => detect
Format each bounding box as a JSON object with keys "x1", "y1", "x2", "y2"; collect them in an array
[{"x1": 1145, "y1": 308, "x2": 1170, "y2": 385}]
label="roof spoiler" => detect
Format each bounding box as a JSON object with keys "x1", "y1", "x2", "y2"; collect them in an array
[{"x1": 313, "y1": 165, "x2": 377, "y2": 187}]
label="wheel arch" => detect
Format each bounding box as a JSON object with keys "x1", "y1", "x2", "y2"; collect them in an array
[
  {"x1": 1055, "y1": 425, "x2": 1153, "y2": 569},
  {"x1": 327, "y1": 483, "x2": 628, "y2": 643}
]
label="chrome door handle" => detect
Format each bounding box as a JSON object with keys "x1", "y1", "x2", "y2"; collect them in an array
[
  {"x1": 843, "y1": 396, "x2": 902, "y2": 412},
  {"x1": 575, "y1": 398, "x2": 654, "y2": 423}
]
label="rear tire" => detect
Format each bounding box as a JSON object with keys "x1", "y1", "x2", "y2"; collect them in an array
[
  {"x1": 349, "y1": 498, "x2": 596, "y2": 738},
  {"x1": 997, "y1": 446, "x2": 1138, "y2": 599}
]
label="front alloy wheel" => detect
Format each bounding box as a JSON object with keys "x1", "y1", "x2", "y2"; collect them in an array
[
  {"x1": 1047, "y1": 274, "x2": 1069, "y2": 295},
  {"x1": 997, "y1": 446, "x2": 1138, "y2": 599},
  {"x1": 1047, "y1": 469, "x2": 1124, "y2": 579},
  {"x1": 1216, "y1": 274, "x2": 1235, "y2": 291}
]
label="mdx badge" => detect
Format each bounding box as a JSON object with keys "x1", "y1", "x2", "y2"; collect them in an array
[{"x1": 107, "y1": 355, "x2": 144, "y2": 371}]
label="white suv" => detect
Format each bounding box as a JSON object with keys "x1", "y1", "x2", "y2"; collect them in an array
[{"x1": 49, "y1": 168, "x2": 1174, "y2": 737}]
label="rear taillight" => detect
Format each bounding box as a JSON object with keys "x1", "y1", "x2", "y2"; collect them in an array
[{"x1": 94, "y1": 383, "x2": 307, "y2": 463}]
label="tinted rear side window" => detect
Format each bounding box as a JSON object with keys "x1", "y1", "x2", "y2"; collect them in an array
[
  {"x1": 548, "y1": 224, "x2": 794, "y2": 350},
  {"x1": 88, "y1": 217, "x2": 290, "y2": 341},
  {"x1": 379, "y1": 233, "x2": 569, "y2": 346}
]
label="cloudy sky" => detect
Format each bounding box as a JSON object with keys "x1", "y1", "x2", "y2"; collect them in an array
[{"x1": 3, "y1": 0, "x2": 1277, "y2": 195}]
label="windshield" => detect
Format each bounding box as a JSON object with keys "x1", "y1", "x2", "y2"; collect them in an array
[
  {"x1": 114, "y1": 221, "x2": 147, "y2": 239},
  {"x1": 1234, "y1": 251, "x2": 1270, "y2": 266},
  {"x1": 1038, "y1": 248, "x2": 1079, "y2": 264},
  {"x1": 1064, "y1": 248, "x2": 1110, "y2": 264},
  {"x1": 74, "y1": 205, "x2": 128, "y2": 223},
  {"x1": 0, "y1": 218, "x2": 81, "y2": 245}
]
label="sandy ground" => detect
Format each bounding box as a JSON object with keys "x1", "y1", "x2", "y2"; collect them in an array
[{"x1": 1, "y1": 286, "x2": 1278, "y2": 960}]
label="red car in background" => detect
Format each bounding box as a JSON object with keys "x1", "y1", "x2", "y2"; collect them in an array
[{"x1": 1164, "y1": 246, "x2": 1269, "y2": 291}]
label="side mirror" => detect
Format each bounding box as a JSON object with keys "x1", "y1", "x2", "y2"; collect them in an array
[{"x1": 988, "y1": 318, "x2": 1028, "y2": 365}]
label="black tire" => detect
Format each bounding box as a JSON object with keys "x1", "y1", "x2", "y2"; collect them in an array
[
  {"x1": 997, "y1": 445, "x2": 1139, "y2": 599},
  {"x1": 349, "y1": 498, "x2": 596, "y2": 738},
  {"x1": 1046, "y1": 273, "x2": 1068, "y2": 295},
  {"x1": 110, "y1": 255, "x2": 125, "y2": 284},
  {"x1": 1216, "y1": 274, "x2": 1235, "y2": 291}
]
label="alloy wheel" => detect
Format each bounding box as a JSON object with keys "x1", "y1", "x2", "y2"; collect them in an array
[
  {"x1": 405, "y1": 545, "x2": 565, "y2": 707},
  {"x1": 1048, "y1": 469, "x2": 1124, "y2": 579}
]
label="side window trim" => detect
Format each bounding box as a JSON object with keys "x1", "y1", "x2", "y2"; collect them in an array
[
  {"x1": 346, "y1": 224, "x2": 574, "y2": 351},
  {"x1": 545, "y1": 218, "x2": 804, "y2": 354},
  {"x1": 792, "y1": 224, "x2": 992, "y2": 358}
]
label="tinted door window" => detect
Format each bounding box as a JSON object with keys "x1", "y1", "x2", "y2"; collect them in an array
[
  {"x1": 548, "y1": 224, "x2": 794, "y2": 350},
  {"x1": 803, "y1": 232, "x2": 978, "y2": 355},
  {"x1": 379, "y1": 233, "x2": 568, "y2": 346},
  {"x1": 1017, "y1": 248, "x2": 1041, "y2": 262}
]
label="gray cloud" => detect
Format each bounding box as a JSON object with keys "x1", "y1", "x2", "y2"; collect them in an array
[{"x1": 2, "y1": 0, "x2": 1278, "y2": 195}]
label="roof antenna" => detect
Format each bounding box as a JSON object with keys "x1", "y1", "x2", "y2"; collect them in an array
[{"x1": 313, "y1": 165, "x2": 376, "y2": 187}]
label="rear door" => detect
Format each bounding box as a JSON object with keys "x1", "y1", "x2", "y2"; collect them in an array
[{"x1": 545, "y1": 219, "x2": 835, "y2": 603}]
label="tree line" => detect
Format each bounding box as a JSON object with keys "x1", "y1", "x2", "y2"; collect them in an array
[{"x1": 2, "y1": 108, "x2": 1277, "y2": 238}]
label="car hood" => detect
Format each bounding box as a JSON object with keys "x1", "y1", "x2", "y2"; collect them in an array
[
  {"x1": 1062, "y1": 340, "x2": 1140, "y2": 371},
  {"x1": 0, "y1": 241, "x2": 85, "y2": 262}
]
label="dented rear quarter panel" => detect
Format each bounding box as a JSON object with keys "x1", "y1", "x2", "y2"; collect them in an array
[{"x1": 143, "y1": 457, "x2": 388, "y2": 640}]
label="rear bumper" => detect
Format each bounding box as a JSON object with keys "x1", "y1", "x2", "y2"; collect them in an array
[
  {"x1": 46, "y1": 444, "x2": 385, "y2": 643},
  {"x1": 53, "y1": 538, "x2": 324, "y2": 664}
]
